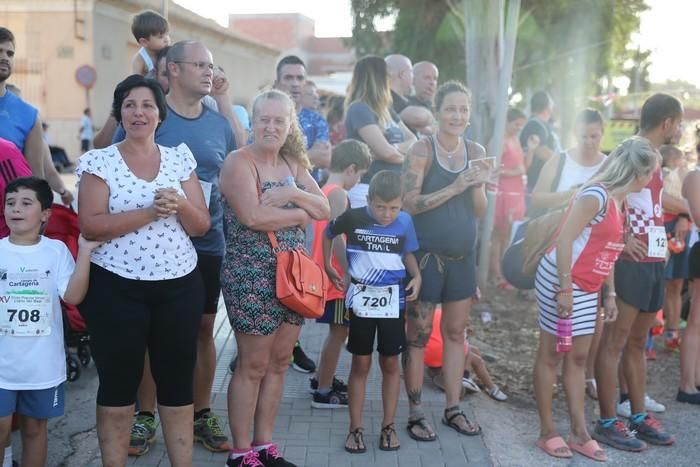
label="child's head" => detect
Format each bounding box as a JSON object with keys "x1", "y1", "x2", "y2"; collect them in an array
[
  {"x1": 4, "y1": 177, "x2": 53, "y2": 238},
  {"x1": 367, "y1": 170, "x2": 403, "y2": 225},
  {"x1": 330, "y1": 140, "x2": 371, "y2": 190},
  {"x1": 660, "y1": 144, "x2": 683, "y2": 170},
  {"x1": 131, "y1": 9, "x2": 170, "y2": 52}
]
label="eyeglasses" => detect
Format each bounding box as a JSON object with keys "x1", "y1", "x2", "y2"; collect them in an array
[{"x1": 174, "y1": 61, "x2": 214, "y2": 71}]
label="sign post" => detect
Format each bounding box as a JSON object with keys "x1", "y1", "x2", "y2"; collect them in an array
[{"x1": 75, "y1": 65, "x2": 97, "y2": 108}]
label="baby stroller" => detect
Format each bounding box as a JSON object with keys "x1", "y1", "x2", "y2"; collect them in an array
[{"x1": 44, "y1": 203, "x2": 91, "y2": 382}]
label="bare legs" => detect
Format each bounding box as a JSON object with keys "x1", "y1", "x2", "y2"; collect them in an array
[
  {"x1": 403, "y1": 298, "x2": 475, "y2": 437},
  {"x1": 403, "y1": 301, "x2": 436, "y2": 438},
  {"x1": 490, "y1": 224, "x2": 510, "y2": 283},
  {"x1": 316, "y1": 323, "x2": 349, "y2": 390},
  {"x1": 680, "y1": 280, "x2": 700, "y2": 393},
  {"x1": 348, "y1": 355, "x2": 371, "y2": 432},
  {"x1": 664, "y1": 278, "x2": 683, "y2": 341},
  {"x1": 440, "y1": 299, "x2": 473, "y2": 409},
  {"x1": 347, "y1": 353, "x2": 400, "y2": 448},
  {"x1": 96, "y1": 405, "x2": 135, "y2": 467},
  {"x1": 584, "y1": 313, "x2": 604, "y2": 399},
  {"x1": 228, "y1": 323, "x2": 301, "y2": 450},
  {"x1": 193, "y1": 314, "x2": 217, "y2": 412},
  {"x1": 96, "y1": 403, "x2": 193, "y2": 467},
  {"x1": 533, "y1": 329, "x2": 594, "y2": 454},
  {"x1": 596, "y1": 298, "x2": 657, "y2": 419},
  {"x1": 158, "y1": 405, "x2": 194, "y2": 465},
  {"x1": 0, "y1": 415, "x2": 48, "y2": 467}
]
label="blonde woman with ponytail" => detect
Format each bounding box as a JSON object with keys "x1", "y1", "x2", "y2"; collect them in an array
[{"x1": 533, "y1": 136, "x2": 658, "y2": 462}]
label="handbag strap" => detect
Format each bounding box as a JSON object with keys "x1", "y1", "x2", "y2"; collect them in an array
[{"x1": 241, "y1": 149, "x2": 282, "y2": 251}]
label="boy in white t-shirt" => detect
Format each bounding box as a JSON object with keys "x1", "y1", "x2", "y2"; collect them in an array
[{"x1": 0, "y1": 177, "x2": 99, "y2": 467}]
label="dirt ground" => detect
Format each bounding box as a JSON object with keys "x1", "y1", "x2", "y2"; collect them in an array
[
  {"x1": 464, "y1": 285, "x2": 693, "y2": 467},
  {"x1": 469, "y1": 284, "x2": 678, "y2": 403}
]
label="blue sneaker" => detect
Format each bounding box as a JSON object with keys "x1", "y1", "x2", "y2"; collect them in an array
[
  {"x1": 629, "y1": 414, "x2": 674, "y2": 446},
  {"x1": 592, "y1": 419, "x2": 647, "y2": 452}
]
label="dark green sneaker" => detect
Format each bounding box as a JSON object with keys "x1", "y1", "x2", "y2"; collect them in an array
[
  {"x1": 128, "y1": 413, "x2": 157, "y2": 456},
  {"x1": 194, "y1": 411, "x2": 231, "y2": 452}
]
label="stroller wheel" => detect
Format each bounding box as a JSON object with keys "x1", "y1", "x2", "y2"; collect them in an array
[
  {"x1": 78, "y1": 345, "x2": 91, "y2": 367},
  {"x1": 67, "y1": 355, "x2": 81, "y2": 382}
]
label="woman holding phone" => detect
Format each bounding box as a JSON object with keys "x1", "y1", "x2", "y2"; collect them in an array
[{"x1": 400, "y1": 81, "x2": 493, "y2": 441}]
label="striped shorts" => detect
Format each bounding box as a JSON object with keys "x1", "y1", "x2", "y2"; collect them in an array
[
  {"x1": 535, "y1": 255, "x2": 599, "y2": 337},
  {"x1": 317, "y1": 298, "x2": 350, "y2": 326}
]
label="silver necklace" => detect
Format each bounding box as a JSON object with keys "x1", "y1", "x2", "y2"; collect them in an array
[{"x1": 435, "y1": 135, "x2": 461, "y2": 158}]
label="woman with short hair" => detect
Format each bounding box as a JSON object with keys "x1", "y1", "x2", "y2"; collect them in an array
[{"x1": 77, "y1": 74, "x2": 210, "y2": 466}]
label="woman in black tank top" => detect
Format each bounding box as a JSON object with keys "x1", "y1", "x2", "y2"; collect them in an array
[{"x1": 400, "y1": 81, "x2": 495, "y2": 440}]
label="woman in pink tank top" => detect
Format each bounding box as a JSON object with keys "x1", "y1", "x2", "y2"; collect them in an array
[{"x1": 533, "y1": 137, "x2": 659, "y2": 461}]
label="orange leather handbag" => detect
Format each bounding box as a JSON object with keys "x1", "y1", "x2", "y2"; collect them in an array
[
  {"x1": 244, "y1": 148, "x2": 326, "y2": 319},
  {"x1": 266, "y1": 230, "x2": 326, "y2": 319}
]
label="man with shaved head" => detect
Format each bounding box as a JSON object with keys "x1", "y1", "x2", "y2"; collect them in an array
[
  {"x1": 410, "y1": 61, "x2": 439, "y2": 110},
  {"x1": 385, "y1": 54, "x2": 433, "y2": 135}
]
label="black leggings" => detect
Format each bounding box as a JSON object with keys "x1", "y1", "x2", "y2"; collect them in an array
[{"x1": 80, "y1": 264, "x2": 204, "y2": 407}]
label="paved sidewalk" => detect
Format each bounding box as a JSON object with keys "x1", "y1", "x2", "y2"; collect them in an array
[{"x1": 124, "y1": 308, "x2": 493, "y2": 467}]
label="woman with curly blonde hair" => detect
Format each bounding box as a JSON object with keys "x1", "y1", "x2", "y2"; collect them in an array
[{"x1": 219, "y1": 89, "x2": 329, "y2": 466}]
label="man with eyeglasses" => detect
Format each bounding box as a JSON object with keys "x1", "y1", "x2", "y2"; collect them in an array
[{"x1": 113, "y1": 39, "x2": 236, "y2": 456}]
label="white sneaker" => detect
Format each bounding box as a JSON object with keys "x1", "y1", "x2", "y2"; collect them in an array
[
  {"x1": 486, "y1": 386, "x2": 508, "y2": 401},
  {"x1": 645, "y1": 394, "x2": 665, "y2": 413},
  {"x1": 617, "y1": 394, "x2": 665, "y2": 418},
  {"x1": 462, "y1": 376, "x2": 481, "y2": 393},
  {"x1": 616, "y1": 399, "x2": 631, "y2": 418}
]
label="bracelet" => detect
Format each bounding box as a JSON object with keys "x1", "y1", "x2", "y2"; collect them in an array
[
  {"x1": 556, "y1": 288, "x2": 573, "y2": 297},
  {"x1": 58, "y1": 188, "x2": 67, "y2": 196},
  {"x1": 560, "y1": 272, "x2": 571, "y2": 278},
  {"x1": 678, "y1": 213, "x2": 690, "y2": 220},
  {"x1": 606, "y1": 292, "x2": 617, "y2": 298}
]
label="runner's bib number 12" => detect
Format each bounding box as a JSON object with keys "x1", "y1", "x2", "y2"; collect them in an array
[
  {"x1": 352, "y1": 284, "x2": 399, "y2": 318},
  {"x1": 647, "y1": 226, "x2": 667, "y2": 259},
  {"x1": 0, "y1": 293, "x2": 52, "y2": 336}
]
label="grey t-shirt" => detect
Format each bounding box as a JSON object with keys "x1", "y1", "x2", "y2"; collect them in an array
[
  {"x1": 344, "y1": 101, "x2": 404, "y2": 183},
  {"x1": 113, "y1": 104, "x2": 236, "y2": 256}
]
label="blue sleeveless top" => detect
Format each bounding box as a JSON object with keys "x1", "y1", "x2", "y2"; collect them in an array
[
  {"x1": 412, "y1": 137, "x2": 478, "y2": 257},
  {"x1": 0, "y1": 90, "x2": 38, "y2": 152}
]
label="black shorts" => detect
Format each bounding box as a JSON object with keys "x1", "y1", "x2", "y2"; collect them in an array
[
  {"x1": 197, "y1": 253, "x2": 222, "y2": 314},
  {"x1": 80, "y1": 264, "x2": 204, "y2": 407},
  {"x1": 316, "y1": 298, "x2": 349, "y2": 325},
  {"x1": 615, "y1": 258, "x2": 665, "y2": 313},
  {"x1": 689, "y1": 242, "x2": 700, "y2": 279},
  {"x1": 416, "y1": 251, "x2": 477, "y2": 303},
  {"x1": 347, "y1": 309, "x2": 405, "y2": 357},
  {"x1": 80, "y1": 139, "x2": 90, "y2": 152}
]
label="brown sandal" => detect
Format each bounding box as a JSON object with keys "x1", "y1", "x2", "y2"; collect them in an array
[
  {"x1": 344, "y1": 428, "x2": 366, "y2": 454},
  {"x1": 379, "y1": 423, "x2": 400, "y2": 451}
]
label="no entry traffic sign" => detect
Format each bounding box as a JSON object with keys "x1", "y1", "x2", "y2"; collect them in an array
[{"x1": 75, "y1": 65, "x2": 97, "y2": 89}]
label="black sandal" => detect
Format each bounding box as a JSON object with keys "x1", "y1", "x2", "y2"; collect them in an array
[
  {"x1": 379, "y1": 423, "x2": 400, "y2": 451},
  {"x1": 344, "y1": 427, "x2": 366, "y2": 454},
  {"x1": 406, "y1": 417, "x2": 437, "y2": 442},
  {"x1": 442, "y1": 408, "x2": 481, "y2": 436}
]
